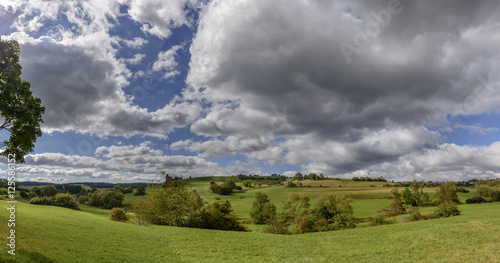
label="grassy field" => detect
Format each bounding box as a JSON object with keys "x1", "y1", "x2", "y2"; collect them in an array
[
  {"x1": 1, "y1": 200, "x2": 499, "y2": 262},
  {"x1": 1, "y1": 179, "x2": 496, "y2": 262}
]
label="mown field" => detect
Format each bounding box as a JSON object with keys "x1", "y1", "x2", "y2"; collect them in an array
[{"x1": 0, "y1": 180, "x2": 496, "y2": 262}]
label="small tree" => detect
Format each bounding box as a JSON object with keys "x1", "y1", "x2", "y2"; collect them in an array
[
  {"x1": 401, "y1": 188, "x2": 415, "y2": 206},
  {"x1": 109, "y1": 207, "x2": 128, "y2": 222},
  {"x1": 282, "y1": 193, "x2": 311, "y2": 223},
  {"x1": 249, "y1": 192, "x2": 277, "y2": 224},
  {"x1": 134, "y1": 184, "x2": 147, "y2": 196},
  {"x1": 293, "y1": 172, "x2": 304, "y2": 181},
  {"x1": 243, "y1": 180, "x2": 252, "y2": 188},
  {"x1": 435, "y1": 181, "x2": 460, "y2": 204},
  {"x1": 41, "y1": 186, "x2": 59, "y2": 197},
  {"x1": 20, "y1": 190, "x2": 28, "y2": 199},
  {"x1": 314, "y1": 194, "x2": 357, "y2": 230}
]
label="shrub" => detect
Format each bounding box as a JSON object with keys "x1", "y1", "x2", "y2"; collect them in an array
[
  {"x1": 88, "y1": 189, "x2": 124, "y2": 209},
  {"x1": 403, "y1": 211, "x2": 424, "y2": 222},
  {"x1": 209, "y1": 183, "x2": 232, "y2": 195},
  {"x1": 109, "y1": 207, "x2": 128, "y2": 222},
  {"x1": 189, "y1": 200, "x2": 248, "y2": 231},
  {"x1": 297, "y1": 220, "x2": 315, "y2": 233},
  {"x1": 54, "y1": 193, "x2": 79, "y2": 210},
  {"x1": 20, "y1": 190, "x2": 29, "y2": 199},
  {"x1": 370, "y1": 215, "x2": 391, "y2": 226},
  {"x1": 41, "y1": 186, "x2": 58, "y2": 197},
  {"x1": 29, "y1": 196, "x2": 55, "y2": 206},
  {"x1": 133, "y1": 185, "x2": 204, "y2": 226},
  {"x1": 433, "y1": 202, "x2": 461, "y2": 218},
  {"x1": 476, "y1": 185, "x2": 500, "y2": 201},
  {"x1": 243, "y1": 180, "x2": 252, "y2": 187},
  {"x1": 435, "y1": 182, "x2": 460, "y2": 204},
  {"x1": 263, "y1": 215, "x2": 290, "y2": 235},
  {"x1": 249, "y1": 192, "x2": 277, "y2": 224},
  {"x1": 314, "y1": 194, "x2": 357, "y2": 230},
  {"x1": 0, "y1": 188, "x2": 8, "y2": 195},
  {"x1": 134, "y1": 184, "x2": 147, "y2": 196},
  {"x1": 78, "y1": 195, "x2": 88, "y2": 204},
  {"x1": 465, "y1": 195, "x2": 486, "y2": 204}
]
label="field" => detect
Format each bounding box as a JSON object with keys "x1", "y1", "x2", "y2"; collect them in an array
[{"x1": 0, "y1": 180, "x2": 498, "y2": 262}]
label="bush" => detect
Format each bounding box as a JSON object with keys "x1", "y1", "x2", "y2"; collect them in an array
[
  {"x1": 133, "y1": 185, "x2": 204, "y2": 226},
  {"x1": 78, "y1": 195, "x2": 88, "y2": 204},
  {"x1": 403, "y1": 211, "x2": 424, "y2": 222},
  {"x1": 41, "y1": 186, "x2": 59, "y2": 197},
  {"x1": 30, "y1": 194, "x2": 79, "y2": 210},
  {"x1": 29, "y1": 196, "x2": 55, "y2": 206},
  {"x1": 109, "y1": 207, "x2": 128, "y2": 222},
  {"x1": 54, "y1": 193, "x2": 79, "y2": 210},
  {"x1": 209, "y1": 183, "x2": 233, "y2": 195},
  {"x1": 20, "y1": 190, "x2": 29, "y2": 199},
  {"x1": 134, "y1": 184, "x2": 147, "y2": 196},
  {"x1": 435, "y1": 182, "x2": 460, "y2": 204},
  {"x1": 0, "y1": 188, "x2": 8, "y2": 195},
  {"x1": 242, "y1": 180, "x2": 252, "y2": 188},
  {"x1": 370, "y1": 215, "x2": 391, "y2": 226},
  {"x1": 297, "y1": 220, "x2": 315, "y2": 233},
  {"x1": 476, "y1": 185, "x2": 500, "y2": 201},
  {"x1": 433, "y1": 202, "x2": 461, "y2": 218},
  {"x1": 249, "y1": 192, "x2": 277, "y2": 224},
  {"x1": 465, "y1": 195, "x2": 486, "y2": 204},
  {"x1": 314, "y1": 194, "x2": 357, "y2": 230},
  {"x1": 263, "y1": 215, "x2": 290, "y2": 235},
  {"x1": 88, "y1": 189, "x2": 124, "y2": 209},
  {"x1": 189, "y1": 201, "x2": 248, "y2": 231}
]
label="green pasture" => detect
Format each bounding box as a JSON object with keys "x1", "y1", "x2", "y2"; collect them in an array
[{"x1": 1, "y1": 200, "x2": 499, "y2": 263}]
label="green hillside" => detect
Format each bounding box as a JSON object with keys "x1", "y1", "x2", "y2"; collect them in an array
[{"x1": 1, "y1": 197, "x2": 499, "y2": 262}]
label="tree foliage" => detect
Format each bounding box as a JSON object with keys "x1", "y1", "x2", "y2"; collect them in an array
[
  {"x1": 133, "y1": 184, "x2": 247, "y2": 231},
  {"x1": 435, "y1": 181, "x2": 460, "y2": 204},
  {"x1": 249, "y1": 191, "x2": 277, "y2": 224},
  {"x1": 88, "y1": 189, "x2": 124, "y2": 209},
  {"x1": 0, "y1": 38, "x2": 45, "y2": 163}
]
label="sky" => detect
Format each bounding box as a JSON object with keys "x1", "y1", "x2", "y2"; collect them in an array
[{"x1": 0, "y1": 0, "x2": 499, "y2": 184}]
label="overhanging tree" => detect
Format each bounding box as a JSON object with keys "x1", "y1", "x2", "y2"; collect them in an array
[{"x1": 0, "y1": 37, "x2": 45, "y2": 163}]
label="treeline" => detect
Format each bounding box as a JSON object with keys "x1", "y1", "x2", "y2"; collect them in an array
[
  {"x1": 236, "y1": 174, "x2": 287, "y2": 181},
  {"x1": 352, "y1": 176, "x2": 386, "y2": 182},
  {"x1": 292, "y1": 172, "x2": 325, "y2": 181}
]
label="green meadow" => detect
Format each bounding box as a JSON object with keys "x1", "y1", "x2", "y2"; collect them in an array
[{"x1": 0, "y1": 180, "x2": 498, "y2": 262}]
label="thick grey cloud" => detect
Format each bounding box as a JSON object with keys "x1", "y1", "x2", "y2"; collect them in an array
[
  {"x1": 184, "y1": 0, "x2": 500, "y2": 178},
  {"x1": 188, "y1": 0, "x2": 500, "y2": 138},
  {"x1": 18, "y1": 38, "x2": 201, "y2": 137}
]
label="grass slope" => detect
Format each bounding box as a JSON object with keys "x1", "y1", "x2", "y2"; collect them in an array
[{"x1": 1, "y1": 200, "x2": 499, "y2": 263}]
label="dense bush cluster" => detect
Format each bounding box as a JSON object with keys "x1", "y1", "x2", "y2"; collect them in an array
[
  {"x1": 475, "y1": 180, "x2": 500, "y2": 202},
  {"x1": 370, "y1": 215, "x2": 392, "y2": 226},
  {"x1": 134, "y1": 184, "x2": 147, "y2": 196},
  {"x1": 465, "y1": 195, "x2": 486, "y2": 204},
  {"x1": 209, "y1": 180, "x2": 239, "y2": 195},
  {"x1": 109, "y1": 207, "x2": 128, "y2": 222},
  {"x1": 256, "y1": 192, "x2": 357, "y2": 234},
  {"x1": 29, "y1": 193, "x2": 79, "y2": 210},
  {"x1": 433, "y1": 202, "x2": 461, "y2": 218},
  {"x1": 351, "y1": 176, "x2": 386, "y2": 182},
  {"x1": 249, "y1": 192, "x2": 276, "y2": 224},
  {"x1": 88, "y1": 189, "x2": 124, "y2": 209},
  {"x1": 133, "y1": 184, "x2": 248, "y2": 231}
]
